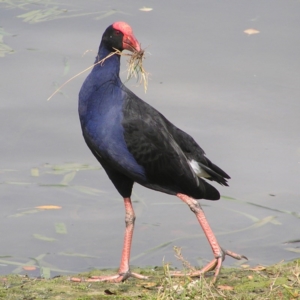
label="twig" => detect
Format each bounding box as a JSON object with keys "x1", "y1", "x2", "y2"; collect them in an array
[{"x1": 173, "y1": 246, "x2": 196, "y2": 273}]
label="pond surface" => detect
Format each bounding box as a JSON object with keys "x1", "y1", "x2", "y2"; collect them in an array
[{"x1": 0, "y1": 0, "x2": 299, "y2": 278}]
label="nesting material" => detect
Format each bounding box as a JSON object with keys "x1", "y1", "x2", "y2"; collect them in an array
[
  {"x1": 47, "y1": 47, "x2": 148, "y2": 101},
  {"x1": 101, "y1": 47, "x2": 148, "y2": 92},
  {"x1": 108, "y1": 48, "x2": 148, "y2": 92},
  {"x1": 126, "y1": 48, "x2": 148, "y2": 93}
]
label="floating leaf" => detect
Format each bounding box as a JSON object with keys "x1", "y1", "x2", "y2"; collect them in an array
[
  {"x1": 60, "y1": 171, "x2": 76, "y2": 185},
  {"x1": 9, "y1": 209, "x2": 39, "y2": 218},
  {"x1": 5, "y1": 181, "x2": 31, "y2": 185},
  {"x1": 39, "y1": 184, "x2": 69, "y2": 188},
  {"x1": 55, "y1": 222, "x2": 67, "y2": 234},
  {"x1": 17, "y1": 7, "x2": 68, "y2": 24},
  {"x1": 0, "y1": 259, "x2": 28, "y2": 269},
  {"x1": 63, "y1": 56, "x2": 70, "y2": 76},
  {"x1": 0, "y1": 27, "x2": 14, "y2": 57},
  {"x1": 230, "y1": 209, "x2": 259, "y2": 222},
  {"x1": 36, "y1": 205, "x2": 62, "y2": 210},
  {"x1": 244, "y1": 28, "x2": 260, "y2": 35},
  {"x1": 285, "y1": 247, "x2": 300, "y2": 254},
  {"x1": 231, "y1": 210, "x2": 281, "y2": 225},
  {"x1": 244, "y1": 201, "x2": 300, "y2": 218},
  {"x1": 45, "y1": 163, "x2": 100, "y2": 174},
  {"x1": 0, "y1": 169, "x2": 17, "y2": 173},
  {"x1": 253, "y1": 216, "x2": 278, "y2": 228},
  {"x1": 31, "y1": 168, "x2": 39, "y2": 177},
  {"x1": 139, "y1": 7, "x2": 153, "y2": 12},
  {"x1": 40, "y1": 267, "x2": 51, "y2": 279},
  {"x1": 33, "y1": 234, "x2": 56, "y2": 242},
  {"x1": 0, "y1": 257, "x2": 73, "y2": 274},
  {"x1": 221, "y1": 195, "x2": 237, "y2": 201},
  {"x1": 23, "y1": 266, "x2": 36, "y2": 271},
  {"x1": 16, "y1": 7, "x2": 125, "y2": 24},
  {"x1": 58, "y1": 252, "x2": 97, "y2": 258},
  {"x1": 0, "y1": 27, "x2": 11, "y2": 36}
]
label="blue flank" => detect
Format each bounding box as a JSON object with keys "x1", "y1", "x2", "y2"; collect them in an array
[{"x1": 78, "y1": 49, "x2": 146, "y2": 181}]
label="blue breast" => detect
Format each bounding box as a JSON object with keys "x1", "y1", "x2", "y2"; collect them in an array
[{"x1": 79, "y1": 67, "x2": 146, "y2": 181}]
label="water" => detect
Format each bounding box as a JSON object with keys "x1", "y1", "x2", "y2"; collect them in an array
[{"x1": 0, "y1": 0, "x2": 299, "y2": 278}]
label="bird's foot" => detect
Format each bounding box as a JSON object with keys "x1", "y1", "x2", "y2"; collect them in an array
[
  {"x1": 170, "y1": 248, "x2": 247, "y2": 283},
  {"x1": 70, "y1": 271, "x2": 148, "y2": 283}
]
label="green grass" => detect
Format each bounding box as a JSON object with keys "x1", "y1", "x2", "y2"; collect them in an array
[{"x1": 0, "y1": 260, "x2": 299, "y2": 299}]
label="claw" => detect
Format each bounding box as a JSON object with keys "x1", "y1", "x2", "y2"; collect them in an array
[{"x1": 223, "y1": 249, "x2": 248, "y2": 261}]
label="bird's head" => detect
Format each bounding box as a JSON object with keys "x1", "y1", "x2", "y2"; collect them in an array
[{"x1": 101, "y1": 22, "x2": 141, "y2": 53}]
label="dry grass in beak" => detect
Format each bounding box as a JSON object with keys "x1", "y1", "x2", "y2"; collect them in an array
[
  {"x1": 47, "y1": 48, "x2": 148, "y2": 101},
  {"x1": 126, "y1": 49, "x2": 148, "y2": 93}
]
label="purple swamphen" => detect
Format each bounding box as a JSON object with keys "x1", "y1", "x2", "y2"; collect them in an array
[{"x1": 76, "y1": 22, "x2": 246, "y2": 283}]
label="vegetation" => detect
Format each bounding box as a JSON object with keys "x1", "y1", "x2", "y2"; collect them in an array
[{"x1": 0, "y1": 260, "x2": 299, "y2": 299}]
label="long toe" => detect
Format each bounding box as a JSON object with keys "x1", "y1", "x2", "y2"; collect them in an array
[
  {"x1": 70, "y1": 271, "x2": 148, "y2": 283},
  {"x1": 170, "y1": 247, "x2": 247, "y2": 283},
  {"x1": 223, "y1": 249, "x2": 248, "y2": 261}
]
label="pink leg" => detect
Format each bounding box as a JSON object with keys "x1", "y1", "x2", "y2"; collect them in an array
[
  {"x1": 71, "y1": 197, "x2": 148, "y2": 283},
  {"x1": 172, "y1": 193, "x2": 247, "y2": 283}
]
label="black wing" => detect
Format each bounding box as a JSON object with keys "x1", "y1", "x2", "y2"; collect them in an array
[
  {"x1": 166, "y1": 124, "x2": 230, "y2": 186},
  {"x1": 122, "y1": 92, "x2": 221, "y2": 200}
]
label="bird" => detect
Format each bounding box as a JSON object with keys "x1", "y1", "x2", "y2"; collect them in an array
[{"x1": 75, "y1": 21, "x2": 247, "y2": 283}]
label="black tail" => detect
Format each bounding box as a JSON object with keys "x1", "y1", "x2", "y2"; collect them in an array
[
  {"x1": 199, "y1": 159, "x2": 230, "y2": 186},
  {"x1": 202, "y1": 179, "x2": 221, "y2": 200}
]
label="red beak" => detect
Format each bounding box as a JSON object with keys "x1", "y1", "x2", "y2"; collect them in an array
[{"x1": 123, "y1": 33, "x2": 141, "y2": 52}]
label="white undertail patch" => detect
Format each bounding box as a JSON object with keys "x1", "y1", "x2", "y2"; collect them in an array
[{"x1": 189, "y1": 159, "x2": 210, "y2": 178}]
